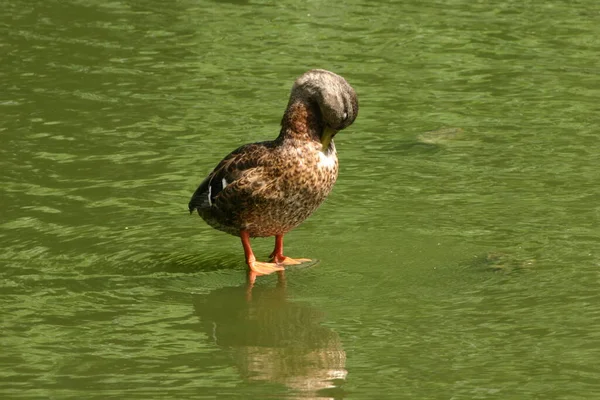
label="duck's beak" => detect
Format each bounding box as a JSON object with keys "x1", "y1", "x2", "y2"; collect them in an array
[{"x1": 320, "y1": 126, "x2": 338, "y2": 150}]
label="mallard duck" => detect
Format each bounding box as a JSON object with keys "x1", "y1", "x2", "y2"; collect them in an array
[{"x1": 189, "y1": 69, "x2": 358, "y2": 276}]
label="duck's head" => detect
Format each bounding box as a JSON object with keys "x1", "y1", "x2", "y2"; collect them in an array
[{"x1": 287, "y1": 69, "x2": 359, "y2": 149}]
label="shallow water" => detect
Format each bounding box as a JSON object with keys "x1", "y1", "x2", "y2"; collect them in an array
[{"x1": 2, "y1": 0, "x2": 600, "y2": 398}]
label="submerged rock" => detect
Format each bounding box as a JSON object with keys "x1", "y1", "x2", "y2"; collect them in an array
[
  {"x1": 472, "y1": 251, "x2": 536, "y2": 272},
  {"x1": 417, "y1": 127, "x2": 464, "y2": 145}
]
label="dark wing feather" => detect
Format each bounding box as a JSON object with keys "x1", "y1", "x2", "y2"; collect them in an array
[
  {"x1": 187, "y1": 175, "x2": 219, "y2": 213},
  {"x1": 188, "y1": 142, "x2": 272, "y2": 214}
]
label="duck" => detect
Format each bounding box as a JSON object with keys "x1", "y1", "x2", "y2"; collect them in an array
[{"x1": 188, "y1": 69, "x2": 358, "y2": 277}]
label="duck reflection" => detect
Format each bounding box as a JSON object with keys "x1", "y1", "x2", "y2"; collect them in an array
[{"x1": 192, "y1": 272, "x2": 346, "y2": 398}]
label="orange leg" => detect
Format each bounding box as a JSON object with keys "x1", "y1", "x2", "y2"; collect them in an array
[
  {"x1": 240, "y1": 230, "x2": 284, "y2": 276},
  {"x1": 269, "y1": 234, "x2": 312, "y2": 265}
]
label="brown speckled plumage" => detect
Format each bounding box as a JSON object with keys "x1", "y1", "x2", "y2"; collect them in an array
[{"x1": 189, "y1": 69, "x2": 358, "y2": 263}]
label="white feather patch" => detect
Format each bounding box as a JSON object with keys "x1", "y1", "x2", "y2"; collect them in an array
[
  {"x1": 207, "y1": 185, "x2": 212, "y2": 206},
  {"x1": 317, "y1": 151, "x2": 336, "y2": 169},
  {"x1": 222, "y1": 178, "x2": 228, "y2": 188}
]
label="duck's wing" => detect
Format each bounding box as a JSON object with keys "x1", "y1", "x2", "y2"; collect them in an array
[{"x1": 188, "y1": 142, "x2": 273, "y2": 214}]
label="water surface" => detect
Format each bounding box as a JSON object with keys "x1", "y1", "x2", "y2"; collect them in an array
[{"x1": 2, "y1": 0, "x2": 600, "y2": 398}]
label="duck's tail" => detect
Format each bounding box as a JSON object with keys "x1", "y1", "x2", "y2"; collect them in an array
[{"x1": 188, "y1": 176, "x2": 210, "y2": 215}]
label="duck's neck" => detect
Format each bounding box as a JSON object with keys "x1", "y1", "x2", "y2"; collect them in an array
[{"x1": 278, "y1": 100, "x2": 324, "y2": 146}]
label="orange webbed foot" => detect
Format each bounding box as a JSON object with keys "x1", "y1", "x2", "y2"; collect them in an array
[
  {"x1": 268, "y1": 235, "x2": 312, "y2": 266},
  {"x1": 270, "y1": 255, "x2": 312, "y2": 266},
  {"x1": 248, "y1": 260, "x2": 285, "y2": 276}
]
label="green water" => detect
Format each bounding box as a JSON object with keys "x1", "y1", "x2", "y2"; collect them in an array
[{"x1": 2, "y1": 0, "x2": 600, "y2": 398}]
